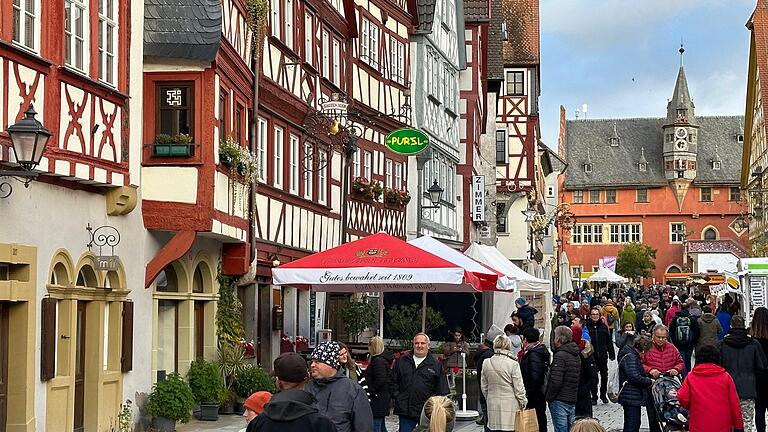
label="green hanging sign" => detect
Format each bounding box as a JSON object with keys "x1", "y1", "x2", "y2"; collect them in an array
[{"x1": 385, "y1": 128, "x2": 429, "y2": 155}]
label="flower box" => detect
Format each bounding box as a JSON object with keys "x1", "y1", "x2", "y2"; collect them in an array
[{"x1": 153, "y1": 143, "x2": 195, "y2": 157}]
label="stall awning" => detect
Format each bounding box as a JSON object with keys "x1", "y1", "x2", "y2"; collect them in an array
[{"x1": 464, "y1": 243, "x2": 551, "y2": 292}]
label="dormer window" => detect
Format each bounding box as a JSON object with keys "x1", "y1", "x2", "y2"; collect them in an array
[
  {"x1": 676, "y1": 108, "x2": 688, "y2": 118},
  {"x1": 737, "y1": 134, "x2": 745, "y2": 143},
  {"x1": 639, "y1": 162, "x2": 647, "y2": 172},
  {"x1": 584, "y1": 163, "x2": 593, "y2": 173},
  {"x1": 712, "y1": 161, "x2": 722, "y2": 170},
  {"x1": 609, "y1": 137, "x2": 619, "y2": 147}
]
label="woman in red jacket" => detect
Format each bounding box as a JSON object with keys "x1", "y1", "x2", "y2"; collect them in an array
[{"x1": 678, "y1": 345, "x2": 744, "y2": 432}]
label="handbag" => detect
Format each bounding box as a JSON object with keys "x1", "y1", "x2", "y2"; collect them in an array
[{"x1": 515, "y1": 408, "x2": 539, "y2": 432}]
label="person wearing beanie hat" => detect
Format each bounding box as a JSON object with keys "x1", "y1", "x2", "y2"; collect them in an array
[
  {"x1": 514, "y1": 296, "x2": 538, "y2": 331},
  {"x1": 305, "y1": 341, "x2": 373, "y2": 432},
  {"x1": 248, "y1": 352, "x2": 337, "y2": 432},
  {"x1": 473, "y1": 325, "x2": 503, "y2": 428},
  {"x1": 242, "y1": 391, "x2": 272, "y2": 426},
  {"x1": 722, "y1": 314, "x2": 768, "y2": 432}
]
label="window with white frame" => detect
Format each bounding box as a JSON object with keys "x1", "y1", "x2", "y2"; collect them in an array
[
  {"x1": 303, "y1": 143, "x2": 312, "y2": 199},
  {"x1": 12, "y1": 0, "x2": 37, "y2": 51},
  {"x1": 332, "y1": 39, "x2": 341, "y2": 86},
  {"x1": 98, "y1": 0, "x2": 118, "y2": 85},
  {"x1": 271, "y1": 0, "x2": 280, "y2": 38},
  {"x1": 571, "y1": 266, "x2": 582, "y2": 278},
  {"x1": 390, "y1": 38, "x2": 405, "y2": 84},
  {"x1": 318, "y1": 151, "x2": 327, "y2": 204},
  {"x1": 609, "y1": 223, "x2": 641, "y2": 243},
  {"x1": 322, "y1": 30, "x2": 330, "y2": 79},
  {"x1": 506, "y1": 71, "x2": 525, "y2": 96},
  {"x1": 670, "y1": 222, "x2": 685, "y2": 243},
  {"x1": 304, "y1": 11, "x2": 313, "y2": 64},
  {"x1": 447, "y1": 165, "x2": 454, "y2": 202},
  {"x1": 360, "y1": 18, "x2": 379, "y2": 69},
  {"x1": 395, "y1": 163, "x2": 403, "y2": 190},
  {"x1": 572, "y1": 224, "x2": 603, "y2": 244},
  {"x1": 385, "y1": 160, "x2": 393, "y2": 188},
  {"x1": 273, "y1": 126, "x2": 284, "y2": 188},
  {"x1": 285, "y1": 0, "x2": 293, "y2": 49},
  {"x1": 364, "y1": 151, "x2": 372, "y2": 180},
  {"x1": 443, "y1": 66, "x2": 451, "y2": 107},
  {"x1": 353, "y1": 150, "x2": 361, "y2": 178},
  {"x1": 289, "y1": 135, "x2": 299, "y2": 193},
  {"x1": 257, "y1": 118, "x2": 267, "y2": 182},
  {"x1": 65, "y1": 0, "x2": 87, "y2": 71}
]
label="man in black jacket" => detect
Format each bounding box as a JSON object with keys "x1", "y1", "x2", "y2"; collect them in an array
[
  {"x1": 520, "y1": 327, "x2": 550, "y2": 432},
  {"x1": 547, "y1": 326, "x2": 581, "y2": 432},
  {"x1": 473, "y1": 325, "x2": 503, "y2": 431},
  {"x1": 250, "y1": 352, "x2": 337, "y2": 432},
  {"x1": 515, "y1": 297, "x2": 538, "y2": 330},
  {"x1": 391, "y1": 332, "x2": 449, "y2": 432},
  {"x1": 721, "y1": 315, "x2": 767, "y2": 432},
  {"x1": 586, "y1": 307, "x2": 616, "y2": 404}
]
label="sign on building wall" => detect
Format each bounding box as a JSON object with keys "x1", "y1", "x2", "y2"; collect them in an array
[
  {"x1": 385, "y1": 128, "x2": 429, "y2": 155},
  {"x1": 472, "y1": 175, "x2": 485, "y2": 222}
]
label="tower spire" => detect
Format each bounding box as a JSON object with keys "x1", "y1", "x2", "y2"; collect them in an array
[{"x1": 667, "y1": 45, "x2": 696, "y2": 124}]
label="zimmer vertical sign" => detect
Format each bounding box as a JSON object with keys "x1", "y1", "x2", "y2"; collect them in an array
[{"x1": 472, "y1": 175, "x2": 485, "y2": 222}]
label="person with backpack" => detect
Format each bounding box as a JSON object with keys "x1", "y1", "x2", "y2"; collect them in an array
[
  {"x1": 602, "y1": 300, "x2": 620, "y2": 337},
  {"x1": 669, "y1": 301, "x2": 700, "y2": 376},
  {"x1": 696, "y1": 304, "x2": 722, "y2": 355}
]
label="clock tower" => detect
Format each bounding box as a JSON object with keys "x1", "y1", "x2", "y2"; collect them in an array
[{"x1": 662, "y1": 46, "x2": 699, "y2": 209}]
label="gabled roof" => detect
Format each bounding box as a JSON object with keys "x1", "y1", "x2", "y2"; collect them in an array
[
  {"x1": 563, "y1": 116, "x2": 744, "y2": 189},
  {"x1": 501, "y1": 0, "x2": 540, "y2": 66},
  {"x1": 144, "y1": 0, "x2": 222, "y2": 62}
]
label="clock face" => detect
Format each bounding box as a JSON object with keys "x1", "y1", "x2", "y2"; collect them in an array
[
  {"x1": 675, "y1": 139, "x2": 688, "y2": 150},
  {"x1": 675, "y1": 128, "x2": 688, "y2": 139}
]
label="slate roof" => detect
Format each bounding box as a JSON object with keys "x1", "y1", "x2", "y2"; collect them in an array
[
  {"x1": 416, "y1": 0, "x2": 438, "y2": 33},
  {"x1": 487, "y1": 0, "x2": 505, "y2": 83},
  {"x1": 464, "y1": 0, "x2": 490, "y2": 22},
  {"x1": 144, "y1": 0, "x2": 222, "y2": 61},
  {"x1": 502, "y1": 0, "x2": 540, "y2": 66},
  {"x1": 563, "y1": 116, "x2": 744, "y2": 189}
]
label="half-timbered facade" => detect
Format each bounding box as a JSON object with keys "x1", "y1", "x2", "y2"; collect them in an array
[
  {"x1": 141, "y1": 0, "x2": 255, "y2": 379},
  {"x1": 0, "y1": 0, "x2": 142, "y2": 430},
  {"x1": 255, "y1": 0, "x2": 416, "y2": 357},
  {"x1": 408, "y1": 0, "x2": 466, "y2": 247}
]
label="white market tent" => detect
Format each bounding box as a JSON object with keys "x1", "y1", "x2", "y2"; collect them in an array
[
  {"x1": 586, "y1": 267, "x2": 627, "y2": 283},
  {"x1": 464, "y1": 243, "x2": 552, "y2": 339}
]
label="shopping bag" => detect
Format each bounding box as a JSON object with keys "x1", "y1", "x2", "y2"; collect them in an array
[
  {"x1": 607, "y1": 366, "x2": 620, "y2": 402},
  {"x1": 514, "y1": 408, "x2": 539, "y2": 432}
]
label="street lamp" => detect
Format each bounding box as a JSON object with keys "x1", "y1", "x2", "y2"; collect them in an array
[
  {"x1": 1, "y1": 104, "x2": 51, "y2": 198},
  {"x1": 424, "y1": 180, "x2": 444, "y2": 209}
]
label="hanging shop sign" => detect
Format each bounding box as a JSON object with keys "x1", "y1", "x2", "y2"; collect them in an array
[{"x1": 385, "y1": 128, "x2": 429, "y2": 155}]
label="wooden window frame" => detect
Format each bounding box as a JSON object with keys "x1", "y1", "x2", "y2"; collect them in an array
[
  {"x1": 155, "y1": 82, "x2": 195, "y2": 138},
  {"x1": 506, "y1": 71, "x2": 525, "y2": 96},
  {"x1": 65, "y1": 0, "x2": 88, "y2": 72},
  {"x1": 700, "y1": 187, "x2": 713, "y2": 202},
  {"x1": 98, "y1": 0, "x2": 119, "y2": 86},
  {"x1": 12, "y1": 0, "x2": 38, "y2": 52}
]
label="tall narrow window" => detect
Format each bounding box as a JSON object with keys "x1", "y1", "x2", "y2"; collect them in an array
[
  {"x1": 273, "y1": 126, "x2": 284, "y2": 188},
  {"x1": 385, "y1": 160, "x2": 393, "y2": 188},
  {"x1": 271, "y1": 0, "x2": 280, "y2": 38},
  {"x1": 157, "y1": 84, "x2": 193, "y2": 136},
  {"x1": 285, "y1": 0, "x2": 293, "y2": 49},
  {"x1": 332, "y1": 39, "x2": 341, "y2": 86},
  {"x1": 353, "y1": 149, "x2": 361, "y2": 178},
  {"x1": 390, "y1": 38, "x2": 405, "y2": 84},
  {"x1": 257, "y1": 118, "x2": 267, "y2": 182},
  {"x1": 496, "y1": 129, "x2": 506, "y2": 164},
  {"x1": 65, "y1": 0, "x2": 87, "y2": 71},
  {"x1": 395, "y1": 163, "x2": 403, "y2": 190},
  {"x1": 303, "y1": 143, "x2": 312, "y2": 199},
  {"x1": 289, "y1": 135, "x2": 299, "y2": 194},
  {"x1": 364, "y1": 151, "x2": 372, "y2": 180},
  {"x1": 573, "y1": 190, "x2": 584, "y2": 204},
  {"x1": 304, "y1": 12, "x2": 313, "y2": 64},
  {"x1": 322, "y1": 30, "x2": 330, "y2": 79},
  {"x1": 318, "y1": 151, "x2": 327, "y2": 204},
  {"x1": 235, "y1": 104, "x2": 243, "y2": 144},
  {"x1": 12, "y1": 0, "x2": 37, "y2": 51},
  {"x1": 218, "y1": 90, "x2": 227, "y2": 142},
  {"x1": 361, "y1": 18, "x2": 379, "y2": 69},
  {"x1": 98, "y1": 0, "x2": 118, "y2": 85}
]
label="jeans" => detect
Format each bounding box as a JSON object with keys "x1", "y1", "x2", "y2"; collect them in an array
[
  {"x1": 757, "y1": 394, "x2": 768, "y2": 432},
  {"x1": 549, "y1": 400, "x2": 575, "y2": 432},
  {"x1": 622, "y1": 405, "x2": 642, "y2": 432},
  {"x1": 373, "y1": 417, "x2": 388, "y2": 432},
  {"x1": 399, "y1": 416, "x2": 419, "y2": 432},
  {"x1": 592, "y1": 356, "x2": 609, "y2": 399},
  {"x1": 680, "y1": 348, "x2": 693, "y2": 378}
]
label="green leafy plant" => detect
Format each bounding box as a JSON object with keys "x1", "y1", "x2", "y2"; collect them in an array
[
  {"x1": 219, "y1": 343, "x2": 247, "y2": 397},
  {"x1": 353, "y1": 177, "x2": 374, "y2": 199},
  {"x1": 155, "y1": 134, "x2": 174, "y2": 145},
  {"x1": 174, "y1": 133, "x2": 193, "y2": 144},
  {"x1": 219, "y1": 138, "x2": 259, "y2": 183},
  {"x1": 146, "y1": 373, "x2": 194, "y2": 423},
  {"x1": 245, "y1": 0, "x2": 269, "y2": 55},
  {"x1": 384, "y1": 188, "x2": 411, "y2": 206},
  {"x1": 387, "y1": 304, "x2": 445, "y2": 348},
  {"x1": 616, "y1": 242, "x2": 658, "y2": 280},
  {"x1": 187, "y1": 359, "x2": 226, "y2": 404},
  {"x1": 216, "y1": 268, "x2": 245, "y2": 348},
  {"x1": 371, "y1": 181, "x2": 384, "y2": 200},
  {"x1": 235, "y1": 364, "x2": 276, "y2": 399},
  {"x1": 337, "y1": 297, "x2": 378, "y2": 342}
]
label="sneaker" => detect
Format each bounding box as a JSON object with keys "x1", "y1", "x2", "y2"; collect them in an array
[{"x1": 601, "y1": 396, "x2": 609, "y2": 404}]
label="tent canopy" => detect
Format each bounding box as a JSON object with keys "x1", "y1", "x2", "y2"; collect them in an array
[
  {"x1": 464, "y1": 243, "x2": 550, "y2": 292},
  {"x1": 586, "y1": 267, "x2": 627, "y2": 283}
]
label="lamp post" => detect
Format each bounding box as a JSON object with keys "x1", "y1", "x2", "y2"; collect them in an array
[{"x1": 1, "y1": 104, "x2": 51, "y2": 198}]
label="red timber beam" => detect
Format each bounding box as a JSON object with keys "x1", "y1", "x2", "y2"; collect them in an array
[{"x1": 144, "y1": 230, "x2": 197, "y2": 288}]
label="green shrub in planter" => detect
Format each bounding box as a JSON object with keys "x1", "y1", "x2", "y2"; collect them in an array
[
  {"x1": 187, "y1": 359, "x2": 226, "y2": 404},
  {"x1": 235, "y1": 364, "x2": 276, "y2": 399},
  {"x1": 147, "y1": 373, "x2": 195, "y2": 423}
]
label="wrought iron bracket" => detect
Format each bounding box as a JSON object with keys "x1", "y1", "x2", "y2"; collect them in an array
[
  {"x1": 0, "y1": 169, "x2": 38, "y2": 199},
  {"x1": 86, "y1": 224, "x2": 121, "y2": 255}
]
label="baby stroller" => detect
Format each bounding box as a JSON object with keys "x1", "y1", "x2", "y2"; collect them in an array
[{"x1": 651, "y1": 375, "x2": 689, "y2": 431}]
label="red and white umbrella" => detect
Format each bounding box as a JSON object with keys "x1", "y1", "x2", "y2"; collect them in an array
[{"x1": 272, "y1": 232, "x2": 472, "y2": 292}]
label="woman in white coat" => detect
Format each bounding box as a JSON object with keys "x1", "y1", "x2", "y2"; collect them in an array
[{"x1": 480, "y1": 335, "x2": 528, "y2": 432}]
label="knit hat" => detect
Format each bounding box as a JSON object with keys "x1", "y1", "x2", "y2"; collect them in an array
[
  {"x1": 244, "y1": 391, "x2": 272, "y2": 414},
  {"x1": 515, "y1": 297, "x2": 526, "y2": 306},
  {"x1": 310, "y1": 341, "x2": 341, "y2": 369},
  {"x1": 731, "y1": 315, "x2": 746, "y2": 329},
  {"x1": 485, "y1": 324, "x2": 504, "y2": 344},
  {"x1": 274, "y1": 352, "x2": 309, "y2": 383}
]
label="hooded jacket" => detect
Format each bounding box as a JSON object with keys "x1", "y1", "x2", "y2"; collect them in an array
[
  {"x1": 669, "y1": 309, "x2": 700, "y2": 350},
  {"x1": 617, "y1": 345, "x2": 653, "y2": 407},
  {"x1": 391, "y1": 352, "x2": 449, "y2": 419},
  {"x1": 305, "y1": 369, "x2": 373, "y2": 432},
  {"x1": 545, "y1": 341, "x2": 581, "y2": 404},
  {"x1": 621, "y1": 305, "x2": 636, "y2": 328},
  {"x1": 516, "y1": 304, "x2": 538, "y2": 330},
  {"x1": 250, "y1": 389, "x2": 337, "y2": 432},
  {"x1": 696, "y1": 313, "x2": 722, "y2": 353},
  {"x1": 366, "y1": 351, "x2": 394, "y2": 417},
  {"x1": 720, "y1": 328, "x2": 768, "y2": 399},
  {"x1": 678, "y1": 363, "x2": 744, "y2": 432},
  {"x1": 602, "y1": 304, "x2": 620, "y2": 330}
]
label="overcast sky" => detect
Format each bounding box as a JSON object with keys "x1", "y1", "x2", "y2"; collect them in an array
[{"x1": 539, "y1": 0, "x2": 756, "y2": 149}]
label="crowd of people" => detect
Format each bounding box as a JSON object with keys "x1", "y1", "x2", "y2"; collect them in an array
[{"x1": 237, "y1": 287, "x2": 768, "y2": 432}]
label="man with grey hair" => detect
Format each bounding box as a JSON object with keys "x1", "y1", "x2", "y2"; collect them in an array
[
  {"x1": 546, "y1": 325, "x2": 581, "y2": 432},
  {"x1": 391, "y1": 333, "x2": 449, "y2": 432},
  {"x1": 641, "y1": 324, "x2": 684, "y2": 432}
]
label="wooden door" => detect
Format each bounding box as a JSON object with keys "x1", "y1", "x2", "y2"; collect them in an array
[
  {"x1": 194, "y1": 301, "x2": 204, "y2": 359},
  {"x1": 0, "y1": 303, "x2": 9, "y2": 430},
  {"x1": 74, "y1": 302, "x2": 86, "y2": 432}
]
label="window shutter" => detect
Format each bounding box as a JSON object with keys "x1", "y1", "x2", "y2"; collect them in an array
[
  {"x1": 121, "y1": 301, "x2": 133, "y2": 372},
  {"x1": 40, "y1": 297, "x2": 57, "y2": 381}
]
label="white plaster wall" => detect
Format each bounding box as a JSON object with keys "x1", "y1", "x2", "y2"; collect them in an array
[
  {"x1": 695, "y1": 253, "x2": 739, "y2": 274},
  {"x1": 497, "y1": 198, "x2": 529, "y2": 261}
]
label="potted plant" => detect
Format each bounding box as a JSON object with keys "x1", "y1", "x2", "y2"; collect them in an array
[
  {"x1": 235, "y1": 364, "x2": 276, "y2": 413},
  {"x1": 153, "y1": 133, "x2": 196, "y2": 157},
  {"x1": 218, "y1": 138, "x2": 259, "y2": 183},
  {"x1": 187, "y1": 359, "x2": 226, "y2": 421},
  {"x1": 218, "y1": 343, "x2": 246, "y2": 413},
  {"x1": 352, "y1": 177, "x2": 374, "y2": 199},
  {"x1": 146, "y1": 373, "x2": 194, "y2": 432},
  {"x1": 371, "y1": 180, "x2": 384, "y2": 200},
  {"x1": 337, "y1": 297, "x2": 378, "y2": 343}
]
